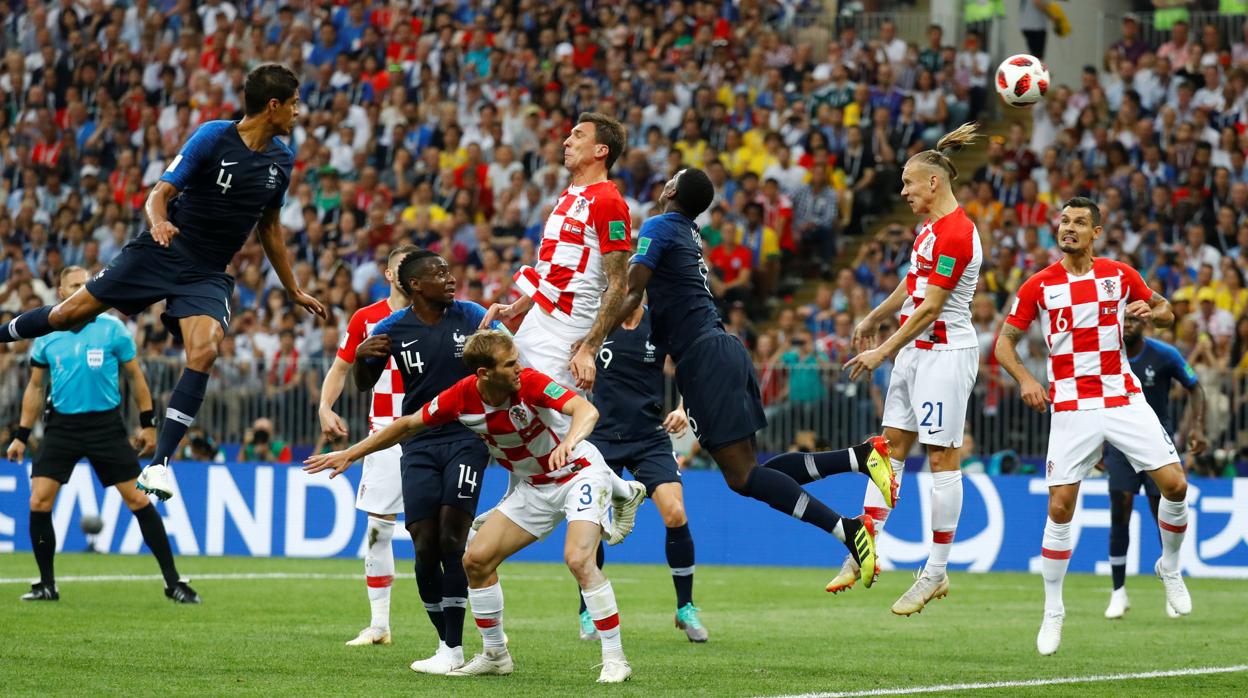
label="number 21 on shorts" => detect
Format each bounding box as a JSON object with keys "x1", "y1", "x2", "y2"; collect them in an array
[{"x1": 921, "y1": 400, "x2": 944, "y2": 431}]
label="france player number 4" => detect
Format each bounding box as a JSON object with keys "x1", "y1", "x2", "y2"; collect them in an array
[{"x1": 216, "y1": 168, "x2": 233, "y2": 194}]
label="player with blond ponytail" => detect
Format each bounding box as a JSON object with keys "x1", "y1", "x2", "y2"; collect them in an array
[{"x1": 821, "y1": 123, "x2": 987, "y2": 614}]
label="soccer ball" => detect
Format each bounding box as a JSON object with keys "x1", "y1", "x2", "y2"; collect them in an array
[{"x1": 995, "y1": 54, "x2": 1050, "y2": 107}]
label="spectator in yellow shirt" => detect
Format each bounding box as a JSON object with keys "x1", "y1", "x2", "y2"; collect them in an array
[
  {"x1": 740, "y1": 201, "x2": 781, "y2": 298},
  {"x1": 674, "y1": 118, "x2": 709, "y2": 170},
  {"x1": 964, "y1": 181, "x2": 1004, "y2": 236}
]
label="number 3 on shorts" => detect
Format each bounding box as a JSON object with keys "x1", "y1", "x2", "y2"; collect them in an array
[{"x1": 579, "y1": 482, "x2": 593, "y2": 505}]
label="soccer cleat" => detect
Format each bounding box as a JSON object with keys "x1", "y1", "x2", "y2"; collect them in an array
[
  {"x1": 675, "y1": 603, "x2": 708, "y2": 643},
  {"x1": 890, "y1": 570, "x2": 949, "y2": 616},
  {"x1": 447, "y1": 648, "x2": 514, "y2": 677},
  {"x1": 410, "y1": 643, "x2": 465, "y2": 674},
  {"x1": 1104, "y1": 588, "x2": 1129, "y2": 619},
  {"x1": 20, "y1": 582, "x2": 58, "y2": 601},
  {"x1": 597, "y1": 658, "x2": 632, "y2": 683},
  {"x1": 607, "y1": 481, "x2": 647, "y2": 545},
  {"x1": 578, "y1": 610, "x2": 599, "y2": 641},
  {"x1": 841, "y1": 515, "x2": 879, "y2": 589},
  {"x1": 861, "y1": 435, "x2": 898, "y2": 508},
  {"x1": 346, "y1": 626, "x2": 392, "y2": 646},
  {"x1": 1154, "y1": 559, "x2": 1191, "y2": 616},
  {"x1": 826, "y1": 554, "x2": 861, "y2": 594},
  {"x1": 165, "y1": 579, "x2": 201, "y2": 604},
  {"x1": 1036, "y1": 610, "x2": 1064, "y2": 655},
  {"x1": 1165, "y1": 600, "x2": 1180, "y2": 619},
  {"x1": 137, "y1": 462, "x2": 175, "y2": 501}
]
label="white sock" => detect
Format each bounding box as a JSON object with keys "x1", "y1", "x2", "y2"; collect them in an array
[
  {"x1": 1041, "y1": 518, "x2": 1072, "y2": 614},
  {"x1": 468, "y1": 582, "x2": 506, "y2": 651},
  {"x1": 1157, "y1": 496, "x2": 1188, "y2": 573},
  {"x1": 924, "y1": 470, "x2": 963, "y2": 576},
  {"x1": 831, "y1": 518, "x2": 845, "y2": 542},
  {"x1": 863, "y1": 457, "x2": 906, "y2": 532},
  {"x1": 582, "y1": 581, "x2": 624, "y2": 659},
  {"x1": 608, "y1": 469, "x2": 633, "y2": 500},
  {"x1": 364, "y1": 517, "x2": 395, "y2": 629}
]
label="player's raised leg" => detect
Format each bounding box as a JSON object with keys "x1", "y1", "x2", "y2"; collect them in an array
[
  {"x1": 828, "y1": 428, "x2": 914, "y2": 593},
  {"x1": 761, "y1": 435, "x2": 896, "y2": 509}
]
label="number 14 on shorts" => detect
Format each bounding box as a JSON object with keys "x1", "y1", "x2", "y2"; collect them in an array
[{"x1": 457, "y1": 463, "x2": 478, "y2": 499}]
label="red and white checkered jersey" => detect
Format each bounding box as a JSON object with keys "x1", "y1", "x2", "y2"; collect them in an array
[
  {"x1": 421, "y1": 368, "x2": 594, "y2": 484},
  {"x1": 1005, "y1": 258, "x2": 1153, "y2": 412},
  {"x1": 899, "y1": 207, "x2": 982, "y2": 350},
  {"x1": 513, "y1": 180, "x2": 631, "y2": 332},
  {"x1": 338, "y1": 298, "x2": 404, "y2": 432}
]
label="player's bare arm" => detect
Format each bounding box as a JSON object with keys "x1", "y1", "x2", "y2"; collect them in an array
[
  {"x1": 5, "y1": 365, "x2": 46, "y2": 462},
  {"x1": 318, "y1": 357, "x2": 352, "y2": 438},
  {"x1": 1185, "y1": 380, "x2": 1208, "y2": 455},
  {"x1": 256, "y1": 207, "x2": 328, "y2": 320},
  {"x1": 570, "y1": 250, "x2": 630, "y2": 390},
  {"x1": 1126, "y1": 291, "x2": 1174, "y2": 329},
  {"x1": 122, "y1": 357, "x2": 158, "y2": 457},
  {"x1": 852, "y1": 275, "x2": 909, "y2": 351},
  {"x1": 994, "y1": 323, "x2": 1049, "y2": 413},
  {"x1": 351, "y1": 335, "x2": 391, "y2": 391},
  {"x1": 548, "y1": 394, "x2": 600, "y2": 470},
  {"x1": 303, "y1": 411, "x2": 428, "y2": 478},
  {"x1": 144, "y1": 181, "x2": 180, "y2": 247},
  {"x1": 845, "y1": 284, "x2": 952, "y2": 380},
  {"x1": 479, "y1": 294, "x2": 534, "y2": 329}
]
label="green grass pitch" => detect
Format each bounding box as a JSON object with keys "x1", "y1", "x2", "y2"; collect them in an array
[{"x1": 1, "y1": 553, "x2": 1245, "y2": 696}]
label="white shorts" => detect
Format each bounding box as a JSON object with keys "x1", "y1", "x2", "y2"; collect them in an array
[
  {"x1": 881, "y1": 346, "x2": 979, "y2": 448},
  {"x1": 514, "y1": 307, "x2": 586, "y2": 395},
  {"x1": 495, "y1": 460, "x2": 614, "y2": 541},
  {"x1": 355, "y1": 442, "x2": 404, "y2": 516},
  {"x1": 1045, "y1": 398, "x2": 1179, "y2": 486}
]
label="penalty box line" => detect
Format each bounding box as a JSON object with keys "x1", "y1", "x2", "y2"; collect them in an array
[{"x1": 764, "y1": 664, "x2": 1248, "y2": 698}]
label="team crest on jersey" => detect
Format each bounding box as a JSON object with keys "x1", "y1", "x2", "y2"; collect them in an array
[
  {"x1": 509, "y1": 405, "x2": 531, "y2": 428},
  {"x1": 1046, "y1": 460, "x2": 1054, "y2": 478},
  {"x1": 918, "y1": 230, "x2": 936, "y2": 257},
  {"x1": 453, "y1": 330, "x2": 467, "y2": 357},
  {"x1": 572, "y1": 197, "x2": 589, "y2": 216},
  {"x1": 266, "y1": 164, "x2": 279, "y2": 189},
  {"x1": 1144, "y1": 365, "x2": 1156, "y2": 386},
  {"x1": 1101, "y1": 278, "x2": 1116, "y2": 297},
  {"x1": 644, "y1": 340, "x2": 657, "y2": 363},
  {"x1": 86, "y1": 348, "x2": 104, "y2": 369}
]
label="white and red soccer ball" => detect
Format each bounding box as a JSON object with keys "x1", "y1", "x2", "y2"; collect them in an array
[{"x1": 995, "y1": 54, "x2": 1050, "y2": 107}]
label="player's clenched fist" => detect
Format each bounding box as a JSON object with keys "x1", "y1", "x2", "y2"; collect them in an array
[
  {"x1": 150, "y1": 221, "x2": 179, "y2": 246},
  {"x1": 355, "y1": 335, "x2": 391, "y2": 360},
  {"x1": 1019, "y1": 376, "x2": 1050, "y2": 414}
]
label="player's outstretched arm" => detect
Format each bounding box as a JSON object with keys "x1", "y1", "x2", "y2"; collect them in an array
[
  {"x1": 994, "y1": 323, "x2": 1049, "y2": 414},
  {"x1": 256, "y1": 208, "x2": 328, "y2": 320},
  {"x1": 303, "y1": 412, "x2": 427, "y2": 478},
  {"x1": 852, "y1": 274, "x2": 908, "y2": 352},
  {"x1": 144, "y1": 181, "x2": 181, "y2": 247},
  {"x1": 479, "y1": 294, "x2": 534, "y2": 329},
  {"x1": 122, "y1": 357, "x2": 158, "y2": 457},
  {"x1": 6, "y1": 366, "x2": 47, "y2": 462},
  {"x1": 547, "y1": 395, "x2": 600, "y2": 470},
  {"x1": 318, "y1": 357, "x2": 352, "y2": 438}
]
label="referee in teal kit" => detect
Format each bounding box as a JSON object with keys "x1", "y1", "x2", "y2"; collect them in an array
[{"x1": 6, "y1": 266, "x2": 200, "y2": 604}]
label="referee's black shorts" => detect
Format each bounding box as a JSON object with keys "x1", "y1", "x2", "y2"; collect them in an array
[{"x1": 32, "y1": 408, "x2": 140, "y2": 487}]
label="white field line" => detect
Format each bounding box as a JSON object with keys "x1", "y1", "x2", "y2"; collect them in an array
[
  {"x1": 0, "y1": 571, "x2": 578, "y2": 585},
  {"x1": 764, "y1": 664, "x2": 1248, "y2": 698}
]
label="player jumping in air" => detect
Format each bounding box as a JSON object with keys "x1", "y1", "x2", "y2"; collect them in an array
[
  {"x1": 829, "y1": 124, "x2": 985, "y2": 616},
  {"x1": 0, "y1": 64, "x2": 327, "y2": 501},
  {"x1": 1102, "y1": 313, "x2": 1206, "y2": 620},
  {"x1": 995, "y1": 197, "x2": 1192, "y2": 656},
  {"x1": 306, "y1": 331, "x2": 634, "y2": 683},
  {"x1": 602, "y1": 167, "x2": 898, "y2": 590}
]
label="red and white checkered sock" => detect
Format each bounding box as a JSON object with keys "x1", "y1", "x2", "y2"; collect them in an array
[
  {"x1": 468, "y1": 582, "x2": 506, "y2": 651},
  {"x1": 364, "y1": 517, "x2": 395, "y2": 630},
  {"x1": 924, "y1": 470, "x2": 963, "y2": 576},
  {"x1": 862, "y1": 457, "x2": 906, "y2": 532},
  {"x1": 582, "y1": 581, "x2": 624, "y2": 659},
  {"x1": 1157, "y1": 496, "x2": 1188, "y2": 573},
  {"x1": 1041, "y1": 518, "x2": 1072, "y2": 614}
]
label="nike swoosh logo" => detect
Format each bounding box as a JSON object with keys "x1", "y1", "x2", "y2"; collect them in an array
[
  {"x1": 221, "y1": 160, "x2": 238, "y2": 167},
  {"x1": 401, "y1": 339, "x2": 418, "y2": 347},
  {"x1": 927, "y1": 429, "x2": 944, "y2": 435},
  {"x1": 576, "y1": 506, "x2": 592, "y2": 512},
  {"x1": 1048, "y1": 293, "x2": 1061, "y2": 300}
]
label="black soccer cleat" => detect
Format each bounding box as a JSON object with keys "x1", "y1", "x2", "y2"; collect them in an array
[
  {"x1": 21, "y1": 582, "x2": 59, "y2": 601},
  {"x1": 165, "y1": 580, "x2": 202, "y2": 604}
]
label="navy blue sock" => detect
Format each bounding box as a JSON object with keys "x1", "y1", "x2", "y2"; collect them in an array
[
  {"x1": 743, "y1": 467, "x2": 843, "y2": 535},
  {"x1": 2, "y1": 306, "x2": 54, "y2": 343},
  {"x1": 1109, "y1": 493, "x2": 1130, "y2": 591},
  {"x1": 666, "y1": 524, "x2": 695, "y2": 608},
  {"x1": 132, "y1": 503, "x2": 179, "y2": 587},
  {"x1": 762, "y1": 441, "x2": 873, "y2": 485},
  {"x1": 150, "y1": 368, "x2": 209, "y2": 466},
  {"x1": 30, "y1": 511, "x2": 55, "y2": 585},
  {"x1": 440, "y1": 549, "x2": 468, "y2": 649},
  {"x1": 577, "y1": 542, "x2": 605, "y2": 614},
  {"x1": 415, "y1": 559, "x2": 446, "y2": 641}
]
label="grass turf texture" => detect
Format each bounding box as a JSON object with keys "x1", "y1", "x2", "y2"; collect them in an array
[{"x1": 1, "y1": 553, "x2": 1245, "y2": 697}]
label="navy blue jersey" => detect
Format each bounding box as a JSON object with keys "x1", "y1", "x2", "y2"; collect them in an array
[
  {"x1": 630, "y1": 212, "x2": 724, "y2": 362},
  {"x1": 1128, "y1": 337, "x2": 1198, "y2": 431},
  {"x1": 369, "y1": 301, "x2": 489, "y2": 446},
  {"x1": 590, "y1": 307, "x2": 667, "y2": 443},
  {"x1": 159, "y1": 120, "x2": 293, "y2": 268}
]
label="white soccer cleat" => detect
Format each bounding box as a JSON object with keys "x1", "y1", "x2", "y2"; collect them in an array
[
  {"x1": 1165, "y1": 600, "x2": 1180, "y2": 618},
  {"x1": 1104, "y1": 588, "x2": 1130, "y2": 619},
  {"x1": 1154, "y1": 559, "x2": 1191, "y2": 616},
  {"x1": 410, "y1": 643, "x2": 465, "y2": 674},
  {"x1": 447, "y1": 648, "x2": 514, "y2": 677},
  {"x1": 890, "y1": 570, "x2": 949, "y2": 616},
  {"x1": 1036, "y1": 610, "x2": 1064, "y2": 656},
  {"x1": 607, "y1": 481, "x2": 647, "y2": 545},
  {"x1": 597, "y1": 657, "x2": 632, "y2": 683},
  {"x1": 137, "y1": 463, "x2": 175, "y2": 501},
  {"x1": 345, "y1": 626, "x2": 391, "y2": 646},
  {"x1": 826, "y1": 554, "x2": 861, "y2": 595}
]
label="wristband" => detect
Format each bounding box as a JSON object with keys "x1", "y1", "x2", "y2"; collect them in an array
[
  {"x1": 14, "y1": 426, "x2": 31, "y2": 444},
  {"x1": 139, "y1": 410, "x2": 156, "y2": 429}
]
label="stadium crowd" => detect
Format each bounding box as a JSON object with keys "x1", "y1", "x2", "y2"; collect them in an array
[{"x1": 0, "y1": 2, "x2": 1239, "y2": 472}]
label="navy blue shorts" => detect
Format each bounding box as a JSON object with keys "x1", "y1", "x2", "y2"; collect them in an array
[
  {"x1": 676, "y1": 333, "x2": 767, "y2": 453},
  {"x1": 86, "y1": 233, "x2": 234, "y2": 338},
  {"x1": 592, "y1": 432, "x2": 680, "y2": 497},
  {"x1": 1104, "y1": 444, "x2": 1161, "y2": 497},
  {"x1": 400, "y1": 438, "x2": 491, "y2": 522}
]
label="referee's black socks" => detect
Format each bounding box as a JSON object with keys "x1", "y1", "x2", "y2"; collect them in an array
[
  {"x1": 150, "y1": 368, "x2": 210, "y2": 467},
  {"x1": 1, "y1": 306, "x2": 54, "y2": 343},
  {"x1": 132, "y1": 503, "x2": 180, "y2": 588},
  {"x1": 29, "y1": 511, "x2": 56, "y2": 586}
]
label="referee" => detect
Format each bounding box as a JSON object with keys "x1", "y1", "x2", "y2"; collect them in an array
[{"x1": 6, "y1": 267, "x2": 199, "y2": 603}]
